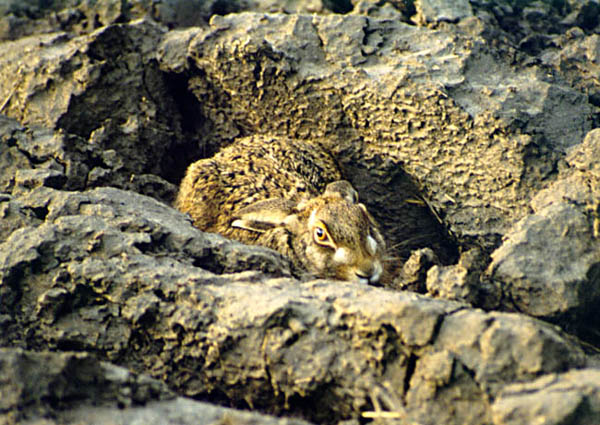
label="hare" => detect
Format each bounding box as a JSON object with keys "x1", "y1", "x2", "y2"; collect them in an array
[{"x1": 175, "y1": 135, "x2": 386, "y2": 284}]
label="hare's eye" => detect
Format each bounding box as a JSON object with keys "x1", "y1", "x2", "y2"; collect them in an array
[
  {"x1": 313, "y1": 222, "x2": 336, "y2": 249},
  {"x1": 313, "y1": 224, "x2": 332, "y2": 246},
  {"x1": 315, "y1": 226, "x2": 327, "y2": 241}
]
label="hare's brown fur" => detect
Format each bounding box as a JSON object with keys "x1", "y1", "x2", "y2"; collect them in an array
[{"x1": 176, "y1": 135, "x2": 385, "y2": 283}]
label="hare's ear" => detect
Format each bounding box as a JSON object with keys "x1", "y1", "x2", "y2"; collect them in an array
[
  {"x1": 231, "y1": 198, "x2": 298, "y2": 233},
  {"x1": 324, "y1": 180, "x2": 359, "y2": 204}
]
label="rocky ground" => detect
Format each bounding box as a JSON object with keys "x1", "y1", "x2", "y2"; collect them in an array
[{"x1": 1, "y1": 0, "x2": 600, "y2": 424}]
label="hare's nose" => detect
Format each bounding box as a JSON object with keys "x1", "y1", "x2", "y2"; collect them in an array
[{"x1": 355, "y1": 261, "x2": 383, "y2": 284}]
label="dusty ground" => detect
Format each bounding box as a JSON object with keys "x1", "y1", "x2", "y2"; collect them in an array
[{"x1": 1, "y1": 0, "x2": 600, "y2": 424}]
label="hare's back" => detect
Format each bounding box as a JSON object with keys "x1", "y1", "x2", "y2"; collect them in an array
[
  {"x1": 228, "y1": 136, "x2": 342, "y2": 194},
  {"x1": 176, "y1": 135, "x2": 342, "y2": 238}
]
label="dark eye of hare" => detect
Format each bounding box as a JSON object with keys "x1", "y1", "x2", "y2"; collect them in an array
[
  {"x1": 313, "y1": 223, "x2": 333, "y2": 248},
  {"x1": 315, "y1": 226, "x2": 327, "y2": 241}
]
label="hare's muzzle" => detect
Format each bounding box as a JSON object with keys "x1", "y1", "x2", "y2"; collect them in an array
[{"x1": 354, "y1": 260, "x2": 384, "y2": 285}]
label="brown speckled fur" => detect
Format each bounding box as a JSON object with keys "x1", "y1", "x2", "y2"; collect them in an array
[{"x1": 176, "y1": 135, "x2": 386, "y2": 282}]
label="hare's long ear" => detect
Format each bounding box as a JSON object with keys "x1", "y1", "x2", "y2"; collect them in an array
[
  {"x1": 324, "y1": 180, "x2": 359, "y2": 204},
  {"x1": 231, "y1": 198, "x2": 298, "y2": 233}
]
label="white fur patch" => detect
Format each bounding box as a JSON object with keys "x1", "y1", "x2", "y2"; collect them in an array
[
  {"x1": 231, "y1": 219, "x2": 266, "y2": 232},
  {"x1": 308, "y1": 209, "x2": 318, "y2": 228},
  {"x1": 371, "y1": 261, "x2": 383, "y2": 283},
  {"x1": 333, "y1": 247, "x2": 350, "y2": 264},
  {"x1": 231, "y1": 219, "x2": 244, "y2": 229},
  {"x1": 366, "y1": 235, "x2": 378, "y2": 256}
]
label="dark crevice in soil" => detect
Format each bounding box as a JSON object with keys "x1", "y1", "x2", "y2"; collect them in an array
[
  {"x1": 210, "y1": 0, "x2": 244, "y2": 17},
  {"x1": 403, "y1": 352, "x2": 418, "y2": 396},
  {"x1": 160, "y1": 72, "x2": 214, "y2": 185},
  {"x1": 192, "y1": 252, "x2": 225, "y2": 275},
  {"x1": 280, "y1": 383, "x2": 343, "y2": 424},
  {"x1": 30, "y1": 205, "x2": 49, "y2": 221},
  {"x1": 325, "y1": 0, "x2": 354, "y2": 14}
]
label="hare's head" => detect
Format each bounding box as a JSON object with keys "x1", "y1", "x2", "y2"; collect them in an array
[{"x1": 231, "y1": 181, "x2": 385, "y2": 284}]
